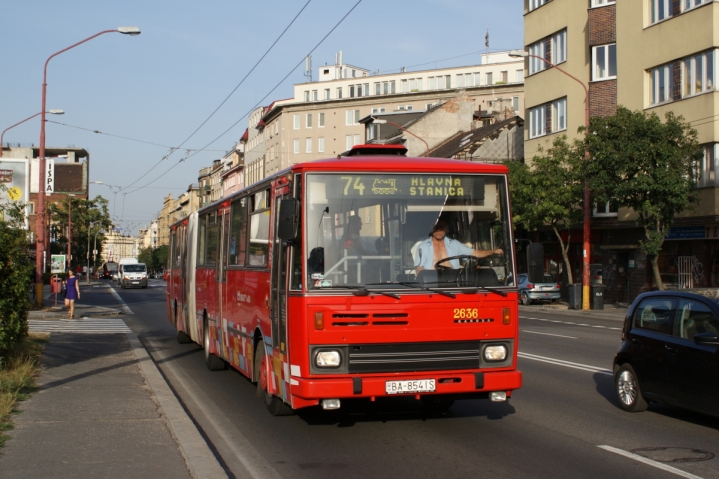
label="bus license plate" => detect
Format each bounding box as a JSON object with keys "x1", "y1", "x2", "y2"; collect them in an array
[{"x1": 386, "y1": 379, "x2": 436, "y2": 395}]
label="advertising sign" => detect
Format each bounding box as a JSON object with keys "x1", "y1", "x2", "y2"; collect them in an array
[
  {"x1": 51, "y1": 254, "x2": 66, "y2": 274},
  {"x1": 45, "y1": 159, "x2": 55, "y2": 194},
  {"x1": 0, "y1": 158, "x2": 30, "y2": 224}
]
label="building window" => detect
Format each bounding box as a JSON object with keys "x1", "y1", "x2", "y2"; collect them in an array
[
  {"x1": 428, "y1": 77, "x2": 436, "y2": 90},
  {"x1": 445, "y1": 75, "x2": 451, "y2": 89},
  {"x1": 512, "y1": 96, "x2": 520, "y2": 112},
  {"x1": 346, "y1": 109, "x2": 360, "y2": 125},
  {"x1": 528, "y1": 0, "x2": 549, "y2": 11},
  {"x1": 683, "y1": 51, "x2": 715, "y2": 97},
  {"x1": 697, "y1": 144, "x2": 718, "y2": 188},
  {"x1": 401, "y1": 79, "x2": 409, "y2": 93},
  {"x1": 650, "y1": 0, "x2": 672, "y2": 24},
  {"x1": 457, "y1": 74, "x2": 465, "y2": 88},
  {"x1": 650, "y1": 63, "x2": 674, "y2": 105},
  {"x1": 516, "y1": 69, "x2": 524, "y2": 83},
  {"x1": 324, "y1": 89, "x2": 330, "y2": 100},
  {"x1": 593, "y1": 200, "x2": 619, "y2": 217},
  {"x1": 364, "y1": 83, "x2": 369, "y2": 96},
  {"x1": 350, "y1": 85, "x2": 355, "y2": 98},
  {"x1": 312, "y1": 90, "x2": 318, "y2": 101},
  {"x1": 374, "y1": 82, "x2": 380, "y2": 95},
  {"x1": 354, "y1": 134, "x2": 360, "y2": 146},
  {"x1": 293, "y1": 139, "x2": 300, "y2": 154},
  {"x1": 591, "y1": 0, "x2": 615, "y2": 6},
  {"x1": 390, "y1": 81, "x2": 396, "y2": 94},
  {"x1": 346, "y1": 135, "x2": 353, "y2": 150},
  {"x1": 528, "y1": 97, "x2": 567, "y2": 139},
  {"x1": 528, "y1": 41, "x2": 546, "y2": 75},
  {"x1": 306, "y1": 113, "x2": 312, "y2": 128},
  {"x1": 465, "y1": 73, "x2": 472, "y2": 87},
  {"x1": 306, "y1": 138, "x2": 312, "y2": 153},
  {"x1": 529, "y1": 105, "x2": 546, "y2": 139},
  {"x1": 318, "y1": 137, "x2": 325, "y2": 153},
  {"x1": 293, "y1": 114, "x2": 300, "y2": 129},
  {"x1": 592, "y1": 44, "x2": 617, "y2": 80},
  {"x1": 304, "y1": 91, "x2": 309, "y2": 102},
  {"x1": 500, "y1": 71, "x2": 508, "y2": 83},
  {"x1": 337, "y1": 87, "x2": 343, "y2": 99},
  {"x1": 371, "y1": 107, "x2": 386, "y2": 114},
  {"x1": 552, "y1": 30, "x2": 567, "y2": 64},
  {"x1": 552, "y1": 98, "x2": 567, "y2": 132},
  {"x1": 318, "y1": 112, "x2": 325, "y2": 127},
  {"x1": 486, "y1": 72, "x2": 493, "y2": 85},
  {"x1": 683, "y1": 0, "x2": 710, "y2": 11},
  {"x1": 383, "y1": 81, "x2": 389, "y2": 94}
]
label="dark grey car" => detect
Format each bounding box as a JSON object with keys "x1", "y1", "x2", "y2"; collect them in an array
[{"x1": 613, "y1": 291, "x2": 719, "y2": 417}]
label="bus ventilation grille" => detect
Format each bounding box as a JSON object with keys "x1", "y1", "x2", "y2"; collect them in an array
[{"x1": 347, "y1": 341, "x2": 480, "y2": 373}]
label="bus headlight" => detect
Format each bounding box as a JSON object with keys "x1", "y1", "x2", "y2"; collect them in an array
[
  {"x1": 315, "y1": 350, "x2": 341, "y2": 368},
  {"x1": 484, "y1": 345, "x2": 507, "y2": 361}
]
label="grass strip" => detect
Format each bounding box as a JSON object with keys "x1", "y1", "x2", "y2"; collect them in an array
[{"x1": 0, "y1": 333, "x2": 48, "y2": 449}]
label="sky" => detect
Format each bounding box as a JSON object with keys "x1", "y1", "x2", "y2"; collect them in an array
[{"x1": 1, "y1": 0, "x2": 523, "y2": 236}]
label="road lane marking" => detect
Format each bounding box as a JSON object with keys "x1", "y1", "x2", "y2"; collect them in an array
[
  {"x1": 522, "y1": 330, "x2": 577, "y2": 339},
  {"x1": 29, "y1": 318, "x2": 131, "y2": 334},
  {"x1": 518, "y1": 352, "x2": 612, "y2": 375},
  {"x1": 105, "y1": 284, "x2": 135, "y2": 315},
  {"x1": 521, "y1": 316, "x2": 622, "y2": 330},
  {"x1": 598, "y1": 446, "x2": 704, "y2": 479}
]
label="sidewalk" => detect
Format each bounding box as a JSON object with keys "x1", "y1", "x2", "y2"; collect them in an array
[
  {"x1": 29, "y1": 282, "x2": 123, "y2": 320},
  {"x1": 1, "y1": 285, "x2": 227, "y2": 478}
]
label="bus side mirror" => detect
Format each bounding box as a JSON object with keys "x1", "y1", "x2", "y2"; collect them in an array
[
  {"x1": 277, "y1": 198, "x2": 299, "y2": 240},
  {"x1": 527, "y1": 243, "x2": 544, "y2": 283}
]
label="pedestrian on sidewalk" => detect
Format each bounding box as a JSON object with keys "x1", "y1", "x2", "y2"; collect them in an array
[{"x1": 64, "y1": 269, "x2": 81, "y2": 318}]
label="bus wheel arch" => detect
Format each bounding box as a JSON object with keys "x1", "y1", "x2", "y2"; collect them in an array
[{"x1": 253, "y1": 339, "x2": 293, "y2": 416}]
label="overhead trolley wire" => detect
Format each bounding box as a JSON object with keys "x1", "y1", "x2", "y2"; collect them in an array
[
  {"x1": 123, "y1": 0, "x2": 364, "y2": 195},
  {"x1": 118, "y1": 0, "x2": 313, "y2": 194}
]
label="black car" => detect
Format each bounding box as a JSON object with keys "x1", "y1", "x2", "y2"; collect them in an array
[{"x1": 613, "y1": 291, "x2": 719, "y2": 417}]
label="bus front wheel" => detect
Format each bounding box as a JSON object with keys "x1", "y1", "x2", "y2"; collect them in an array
[{"x1": 254, "y1": 342, "x2": 294, "y2": 416}]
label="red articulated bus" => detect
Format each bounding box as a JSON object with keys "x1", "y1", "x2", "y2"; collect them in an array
[{"x1": 167, "y1": 147, "x2": 521, "y2": 415}]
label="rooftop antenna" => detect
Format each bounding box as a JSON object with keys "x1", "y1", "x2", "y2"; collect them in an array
[
  {"x1": 305, "y1": 55, "x2": 313, "y2": 82},
  {"x1": 485, "y1": 28, "x2": 490, "y2": 64}
]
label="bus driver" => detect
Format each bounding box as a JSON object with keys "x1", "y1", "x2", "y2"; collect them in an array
[{"x1": 414, "y1": 218, "x2": 502, "y2": 272}]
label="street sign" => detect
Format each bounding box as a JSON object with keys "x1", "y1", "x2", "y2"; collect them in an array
[{"x1": 45, "y1": 159, "x2": 55, "y2": 194}]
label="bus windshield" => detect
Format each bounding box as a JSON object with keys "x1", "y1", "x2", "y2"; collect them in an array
[{"x1": 305, "y1": 173, "x2": 515, "y2": 291}]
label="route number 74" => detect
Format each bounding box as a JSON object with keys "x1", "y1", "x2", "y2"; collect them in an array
[{"x1": 341, "y1": 176, "x2": 365, "y2": 196}]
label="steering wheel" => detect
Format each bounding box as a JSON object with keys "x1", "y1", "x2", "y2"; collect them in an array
[{"x1": 435, "y1": 255, "x2": 480, "y2": 270}]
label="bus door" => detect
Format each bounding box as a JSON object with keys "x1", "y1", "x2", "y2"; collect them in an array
[
  {"x1": 216, "y1": 208, "x2": 231, "y2": 329},
  {"x1": 270, "y1": 189, "x2": 290, "y2": 355}
]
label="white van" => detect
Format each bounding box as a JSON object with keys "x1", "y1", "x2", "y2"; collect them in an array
[{"x1": 119, "y1": 261, "x2": 148, "y2": 289}]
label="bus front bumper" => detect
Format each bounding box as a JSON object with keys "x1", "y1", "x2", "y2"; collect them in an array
[{"x1": 290, "y1": 370, "x2": 522, "y2": 402}]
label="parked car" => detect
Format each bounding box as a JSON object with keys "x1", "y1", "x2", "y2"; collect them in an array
[
  {"x1": 613, "y1": 291, "x2": 719, "y2": 418},
  {"x1": 517, "y1": 273, "x2": 561, "y2": 305}
]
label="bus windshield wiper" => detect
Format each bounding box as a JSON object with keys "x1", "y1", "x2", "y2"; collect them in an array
[
  {"x1": 325, "y1": 284, "x2": 401, "y2": 299},
  {"x1": 367, "y1": 281, "x2": 456, "y2": 299},
  {"x1": 463, "y1": 285, "x2": 508, "y2": 297}
]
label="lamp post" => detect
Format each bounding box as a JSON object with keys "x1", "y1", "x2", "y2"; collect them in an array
[
  {"x1": 87, "y1": 220, "x2": 102, "y2": 284},
  {"x1": 34, "y1": 27, "x2": 141, "y2": 306},
  {"x1": 509, "y1": 50, "x2": 591, "y2": 310},
  {"x1": 1, "y1": 110, "x2": 64, "y2": 158},
  {"x1": 371, "y1": 118, "x2": 430, "y2": 156}
]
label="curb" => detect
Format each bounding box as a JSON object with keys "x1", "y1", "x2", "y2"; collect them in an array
[{"x1": 126, "y1": 332, "x2": 228, "y2": 479}]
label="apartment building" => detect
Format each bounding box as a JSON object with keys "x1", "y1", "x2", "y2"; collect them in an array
[
  {"x1": 523, "y1": 0, "x2": 719, "y2": 300},
  {"x1": 242, "y1": 52, "x2": 525, "y2": 184}
]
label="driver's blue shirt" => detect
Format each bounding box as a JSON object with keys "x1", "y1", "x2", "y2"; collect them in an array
[{"x1": 414, "y1": 237, "x2": 473, "y2": 270}]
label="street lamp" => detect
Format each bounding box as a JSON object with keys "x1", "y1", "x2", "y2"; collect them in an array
[
  {"x1": 87, "y1": 220, "x2": 102, "y2": 284},
  {"x1": 1, "y1": 110, "x2": 64, "y2": 157},
  {"x1": 509, "y1": 50, "x2": 592, "y2": 310},
  {"x1": 34, "y1": 27, "x2": 141, "y2": 306},
  {"x1": 371, "y1": 118, "x2": 430, "y2": 156}
]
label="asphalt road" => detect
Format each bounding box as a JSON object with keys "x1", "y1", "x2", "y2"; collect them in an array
[{"x1": 97, "y1": 280, "x2": 719, "y2": 479}]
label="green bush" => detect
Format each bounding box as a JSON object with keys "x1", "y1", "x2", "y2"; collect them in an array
[{"x1": 0, "y1": 185, "x2": 32, "y2": 353}]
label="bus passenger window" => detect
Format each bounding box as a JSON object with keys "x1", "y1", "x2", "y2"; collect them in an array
[
  {"x1": 248, "y1": 190, "x2": 270, "y2": 267},
  {"x1": 230, "y1": 197, "x2": 247, "y2": 266},
  {"x1": 197, "y1": 215, "x2": 207, "y2": 266},
  {"x1": 205, "y1": 215, "x2": 220, "y2": 267}
]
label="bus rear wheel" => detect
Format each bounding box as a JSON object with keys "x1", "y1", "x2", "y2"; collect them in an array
[
  {"x1": 254, "y1": 342, "x2": 294, "y2": 416},
  {"x1": 203, "y1": 319, "x2": 226, "y2": 371}
]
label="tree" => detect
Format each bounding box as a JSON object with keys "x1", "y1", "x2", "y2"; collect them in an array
[
  {"x1": 137, "y1": 244, "x2": 169, "y2": 272},
  {"x1": 505, "y1": 135, "x2": 584, "y2": 284},
  {"x1": 0, "y1": 185, "x2": 32, "y2": 353},
  {"x1": 48, "y1": 196, "x2": 112, "y2": 269},
  {"x1": 583, "y1": 107, "x2": 702, "y2": 290}
]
